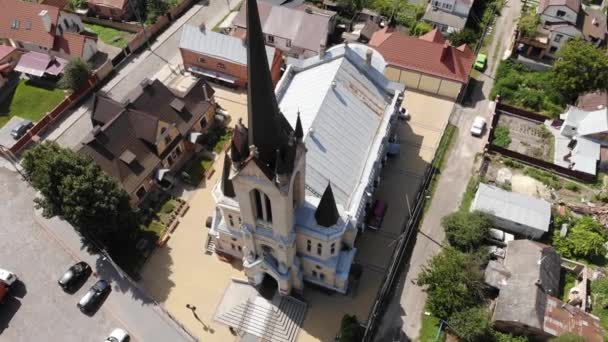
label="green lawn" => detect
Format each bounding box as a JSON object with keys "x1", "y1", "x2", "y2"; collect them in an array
[
  {"x1": 0, "y1": 80, "x2": 65, "y2": 128},
  {"x1": 559, "y1": 271, "x2": 577, "y2": 302},
  {"x1": 460, "y1": 176, "x2": 480, "y2": 211},
  {"x1": 419, "y1": 312, "x2": 445, "y2": 342},
  {"x1": 85, "y1": 23, "x2": 133, "y2": 48}
]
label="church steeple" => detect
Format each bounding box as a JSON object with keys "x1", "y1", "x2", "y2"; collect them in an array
[
  {"x1": 245, "y1": 0, "x2": 294, "y2": 173},
  {"x1": 315, "y1": 182, "x2": 340, "y2": 227},
  {"x1": 295, "y1": 111, "x2": 304, "y2": 141}
]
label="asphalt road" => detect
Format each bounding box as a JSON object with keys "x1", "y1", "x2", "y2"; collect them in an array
[
  {"x1": 373, "y1": 0, "x2": 524, "y2": 340},
  {"x1": 0, "y1": 160, "x2": 196, "y2": 341},
  {"x1": 45, "y1": 0, "x2": 238, "y2": 149},
  {"x1": 0, "y1": 166, "x2": 118, "y2": 342}
]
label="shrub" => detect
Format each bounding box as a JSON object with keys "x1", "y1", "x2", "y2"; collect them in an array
[
  {"x1": 518, "y1": 13, "x2": 540, "y2": 38},
  {"x1": 339, "y1": 314, "x2": 364, "y2": 342},
  {"x1": 448, "y1": 307, "x2": 493, "y2": 342},
  {"x1": 503, "y1": 158, "x2": 524, "y2": 169},
  {"x1": 58, "y1": 58, "x2": 91, "y2": 91},
  {"x1": 524, "y1": 167, "x2": 562, "y2": 189},
  {"x1": 564, "y1": 182, "x2": 580, "y2": 192},
  {"x1": 553, "y1": 216, "x2": 607, "y2": 261},
  {"x1": 492, "y1": 125, "x2": 511, "y2": 148},
  {"x1": 549, "y1": 334, "x2": 585, "y2": 342}
]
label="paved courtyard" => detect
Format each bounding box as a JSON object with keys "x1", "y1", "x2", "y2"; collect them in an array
[
  {"x1": 0, "y1": 167, "x2": 118, "y2": 342},
  {"x1": 138, "y1": 90, "x2": 454, "y2": 341}
]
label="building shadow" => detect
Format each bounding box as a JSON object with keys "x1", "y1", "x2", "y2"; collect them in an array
[{"x1": 462, "y1": 78, "x2": 486, "y2": 108}]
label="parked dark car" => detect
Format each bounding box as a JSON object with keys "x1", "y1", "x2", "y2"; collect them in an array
[
  {"x1": 58, "y1": 262, "x2": 91, "y2": 292},
  {"x1": 77, "y1": 279, "x2": 110, "y2": 313},
  {"x1": 10, "y1": 120, "x2": 33, "y2": 139},
  {"x1": 367, "y1": 199, "x2": 388, "y2": 230}
]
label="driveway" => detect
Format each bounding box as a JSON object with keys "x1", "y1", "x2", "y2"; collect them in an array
[
  {"x1": 373, "y1": 0, "x2": 523, "y2": 340},
  {"x1": 43, "y1": 0, "x2": 240, "y2": 150},
  {"x1": 0, "y1": 116, "x2": 26, "y2": 149},
  {"x1": 0, "y1": 167, "x2": 118, "y2": 342}
]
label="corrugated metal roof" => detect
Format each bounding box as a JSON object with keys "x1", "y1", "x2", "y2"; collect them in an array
[
  {"x1": 471, "y1": 183, "x2": 551, "y2": 233},
  {"x1": 422, "y1": 5, "x2": 468, "y2": 30},
  {"x1": 276, "y1": 45, "x2": 399, "y2": 215},
  {"x1": 179, "y1": 24, "x2": 275, "y2": 67},
  {"x1": 576, "y1": 108, "x2": 608, "y2": 136}
]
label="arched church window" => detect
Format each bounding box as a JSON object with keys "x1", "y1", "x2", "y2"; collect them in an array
[{"x1": 317, "y1": 243, "x2": 322, "y2": 256}]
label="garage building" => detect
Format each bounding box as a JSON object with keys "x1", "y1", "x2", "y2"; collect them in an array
[{"x1": 369, "y1": 26, "x2": 475, "y2": 99}]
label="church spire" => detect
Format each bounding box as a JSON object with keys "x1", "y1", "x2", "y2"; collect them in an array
[
  {"x1": 295, "y1": 110, "x2": 304, "y2": 141},
  {"x1": 315, "y1": 182, "x2": 340, "y2": 227},
  {"x1": 246, "y1": 0, "x2": 293, "y2": 172}
]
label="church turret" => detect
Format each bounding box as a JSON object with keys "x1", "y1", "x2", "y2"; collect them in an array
[
  {"x1": 315, "y1": 182, "x2": 340, "y2": 227},
  {"x1": 295, "y1": 111, "x2": 304, "y2": 141}
]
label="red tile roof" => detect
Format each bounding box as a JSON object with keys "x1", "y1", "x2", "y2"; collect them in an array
[
  {"x1": 419, "y1": 29, "x2": 446, "y2": 43},
  {"x1": 544, "y1": 295, "x2": 603, "y2": 342},
  {"x1": 53, "y1": 31, "x2": 94, "y2": 58},
  {"x1": 0, "y1": 0, "x2": 59, "y2": 49},
  {"x1": 370, "y1": 28, "x2": 475, "y2": 83},
  {"x1": 0, "y1": 45, "x2": 16, "y2": 61},
  {"x1": 40, "y1": 0, "x2": 68, "y2": 8},
  {"x1": 539, "y1": 0, "x2": 581, "y2": 13},
  {"x1": 88, "y1": 0, "x2": 128, "y2": 10}
]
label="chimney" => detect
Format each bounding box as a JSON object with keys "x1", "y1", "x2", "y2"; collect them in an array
[
  {"x1": 39, "y1": 10, "x2": 52, "y2": 33},
  {"x1": 365, "y1": 49, "x2": 373, "y2": 66},
  {"x1": 199, "y1": 23, "x2": 206, "y2": 31},
  {"x1": 202, "y1": 83, "x2": 209, "y2": 101},
  {"x1": 440, "y1": 42, "x2": 450, "y2": 63},
  {"x1": 319, "y1": 43, "x2": 326, "y2": 58}
]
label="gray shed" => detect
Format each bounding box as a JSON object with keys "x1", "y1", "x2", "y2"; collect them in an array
[{"x1": 470, "y1": 184, "x2": 551, "y2": 239}]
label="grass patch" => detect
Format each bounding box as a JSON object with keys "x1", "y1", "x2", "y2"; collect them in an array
[
  {"x1": 564, "y1": 182, "x2": 580, "y2": 192},
  {"x1": 85, "y1": 23, "x2": 133, "y2": 48},
  {"x1": 460, "y1": 176, "x2": 481, "y2": 212},
  {"x1": 214, "y1": 129, "x2": 232, "y2": 153},
  {"x1": 524, "y1": 167, "x2": 562, "y2": 189},
  {"x1": 419, "y1": 312, "x2": 445, "y2": 342},
  {"x1": 0, "y1": 80, "x2": 65, "y2": 128},
  {"x1": 491, "y1": 59, "x2": 566, "y2": 117},
  {"x1": 424, "y1": 125, "x2": 458, "y2": 213},
  {"x1": 182, "y1": 155, "x2": 214, "y2": 186},
  {"x1": 559, "y1": 271, "x2": 577, "y2": 302},
  {"x1": 492, "y1": 125, "x2": 511, "y2": 148}
]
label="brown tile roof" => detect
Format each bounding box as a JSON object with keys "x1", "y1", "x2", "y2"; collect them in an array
[
  {"x1": 88, "y1": 0, "x2": 128, "y2": 9},
  {"x1": 543, "y1": 295, "x2": 603, "y2": 342},
  {"x1": 577, "y1": 91, "x2": 608, "y2": 110},
  {"x1": 370, "y1": 27, "x2": 475, "y2": 83},
  {"x1": 40, "y1": 0, "x2": 68, "y2": 8},
  {"x1": 0, "y1": 45, "x2": 16, "y2": 61},
  {"x1": 420, "y1": 28, "x2": 446, "y2": 43},
  {"x1": 84, "y1": 78, "x2": 215, "y2": 193},
  {"x1": 0, "y1": 0, "x2": 59, "y2": 49},
  {"x1": 539, "y1": 0, "x2": 581, "y2": 13},
  {"x1": 53, "y1": 31, "x2": 94, "y2": 58},
  {"x1": 582, "y1": 8, "x2": 607, "y2": 40}
]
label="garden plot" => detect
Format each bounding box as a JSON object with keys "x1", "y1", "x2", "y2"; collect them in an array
[{"x1": 497, "y1": 114, "x2": 554, "y2": 161}]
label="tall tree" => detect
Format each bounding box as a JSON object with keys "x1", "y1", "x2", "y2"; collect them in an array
[
  {"x1": 22, "y1": 142, "x2": 137, "y2": 247},
  {"x1": 442, "y1": 211, "x2": 492, "y2": 252},
  {"x1": 417, "y1": 248, "x2": 486, "y2": 319},
  {"x1": 447, "y1": 307, "x2": 493, "y2": 342},
  {"x1": 145, "y1": 0, "x2": 169, "y2": 24},
  {"x1": 552, "y1": 216, "x2": 607, "y2": 261},
  {"x1": 58, "y1": 58, "x2": 91, "y2": 92},
  {"x1": 552, "y1": 38, "x2": 608, "y2": 101}
]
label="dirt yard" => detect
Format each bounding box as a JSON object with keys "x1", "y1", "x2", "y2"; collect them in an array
[{"x1": 497, "y1": 115, "x2": 554, "y2": 161}]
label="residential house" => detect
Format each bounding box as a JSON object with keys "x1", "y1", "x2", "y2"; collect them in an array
[
  {"x1": 79, "y1": 78, "x2": 216, "y2": 206},
  {"x1": 179, "y1": 24, "x2": 282, "y2": 88},
  {"x1": 0, "y1": 0, "x2": 98, "y2": 61},
  {"x1": 230, "y1": 0, "x2": 336, "y2": 58},
  {"x1": 470, "y1": 183, "x2": 551, "y2": 239},
  {"x1": 210, "y1": 0, "x2": 404, "y2": 296},
  {"x1": 14, "y1": 50, "x2": 67, "y2": 78},
  {"x1": 518, "y1": 0, "x2": 607, "y2": 59},
  {"x1": 485, "y1": 240, "x2": 603, "y2": 341},
  {"x1": 422, "y1": 0, "x2": 475, "y2": 33},
  {"x1": 577, "y1": 91, "x2": 608, "y2": 111},
  {"x1": 342, "y1": 9, "x2": 384, "y2": 43},
  {"x1": 369, "y1": 27, "x2": 475, "y2": 99},
  {"x1": 87, "y1": 0, "x2": 133, "y2": 20},
  {"x1": 0, "y1": 45, "x2": 21, "y2": 86},
  {"x1": 551, "y1": 104, "x2": 608, "y2": 175}
]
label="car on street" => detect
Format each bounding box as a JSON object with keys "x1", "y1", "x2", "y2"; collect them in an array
[
  {"x1": 10, "y1": 120, "x2": 33, "y2": 139},
  {"x1": 77, "y1": 279, "x2": 110, "y2": 313},
  {"x1": 367, "y1": 199, "x2": 388, "y2": 230},
  {"x1": 0, "y1": 268, "x2": 17, "y2": 287},
  {"x1": 58, "y1": 261, "x2": 91, "y2": 292},
  {"x1": 470, "y1": 116, "x2": 486, "y2": 136},
  {"x1": 105, "y1": 328, "x2": 129, "y2": 342},
  {"x1": 474, "y1": 53, "x2": 487, "y2": 71}
]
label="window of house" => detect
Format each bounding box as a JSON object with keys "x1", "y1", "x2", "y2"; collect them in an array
[
  {"x1": 231, "y1": 243, "x2": 236, "y2": 250},
  {"x1": 556, "y1": 10, "x2": 566, "y2": 17},
  {"x1": 11, "y1": 19, "x2": 19, "y2": 29},
  {"x1": 317, "y1": 243, "x2": 322, "y2": 256},
  {"x1": 217, "y1": 62, "x2": 226, "y2": 69},
  {"x1": 136, "y1": 186, "x2": 146, "y2": 199},
  {"x1": 176, "y1": 146, "x2": 182, "y2": 156},
  {"x1": 330, "y1": 243, "x2": 336, "y2": 255},
  {"x1": 312, "y1": 270, "x2": 318, "y2": 277},
  {"x1": 554, "y1": 34, "x2": 563, "y2": 43},
  {"x1": 252, "y1": 189, "x2": 273, "y2": 224},
  {"x1": 167, "y1": 155, "x2": 174, "y2": 166},
  {"x1": 238, "y1": 245, "x2": 242, "y2": 252},
  {"x1": 549, "y1": 46, "x2": 558, "y2": 54},
  {"x1": 200, "y1": 117, "x2": 207, "y2": 129},
  {"x1": 229, "y1": 214, "x2": 234, "y2": 226},
  {"x1": 164, "y1": 135, "x2": 171, "y2": 145},
  {"x1": 238, "y1": 217, "x2": 242, "y2": 224},
  {"x1": 198, "y1": 57, "x2": 206, "y2": 64},
  {"x1": 319, "y1": 273, "x2": 325, "y2": 281},
  {"x1": 253, "y1": 189, "x2": 264, "y2": 221},
  {"x1": 25, "y1": 20, "x2": 32, "y2": 30},
  {"x1": 315, "y1": 265, "x2": 322, "y2": 270},
  {"x1": 306, "y1": 240, "x2": 311, "y2": 252},
  {"x1": 286, "y1": 40, "x2": 291, "y2": 48},
  {"x1": 433, "y1": 1, "x2": 439, "y2": 6},
  {"x1": 267, "y1": 35, "x2": 275, "y2": 44},
  {"x1": 264, "y1": 194, "x2": 273, "y2": 223}
]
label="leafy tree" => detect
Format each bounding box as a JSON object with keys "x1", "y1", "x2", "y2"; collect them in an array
[
  {"x1": 68, "y1": 0, "x2": 87, "y2": 10},
  {"x1": 442, "y1": 211, "x2": 491, "y2": 252},
  {"x1": 517, "y1": 12, "x2": 540, "y2": 38},
  {"x1": 448, "y1": 28, "x2": 478, "y2": 47},
  {"x1": 21, "y1": 142, "x2": 137, "y2": 248},
  {"x1": 417, "y1": 248, "x2": 486, "y2": 319},
  {"x1": 145, "y1": 0, "x2": 169, "y2": 24},
  {"x1": 493, "y1": 332, "x2": 528, "y2": 342},
  {"x1": 553, "y1": 216, "x2": 607, "y2": 261},
  {"x1": 552, "y1": 38, "x2": 608, "y2": 101},
  {"x1": 58, "y1": 58, "x2": 91, "y2": 92},
  {"x1": 339, "y1": 314, "x2": 364, "y2": 342},
  {"x1": 448, "y1": 307, "x2": 493, "y2": 342},
  {"x1": 411, "y1": 21, "x2": 432, "y2": 36},
  {"x1": 549, "y1": 333, "x2": 585, "y2": 342},
  {"x1": 591, "y1": 277, "x2": 608, "y2": 310}
]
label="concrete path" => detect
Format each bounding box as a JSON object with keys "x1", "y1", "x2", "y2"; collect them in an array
[{"x1": 373, "y1": 0, "x2": 523, "y2": 340}]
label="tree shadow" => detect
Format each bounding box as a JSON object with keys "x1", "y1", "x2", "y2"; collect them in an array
[{"x1": 134, "y1": 241, "x2": 176, "y2": 303}]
